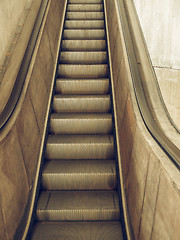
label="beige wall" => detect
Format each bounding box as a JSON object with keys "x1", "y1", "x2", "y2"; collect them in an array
[
  {"x1": 0, "y1": 0, "x2": 32, "y2": 64},
  {"x1": 133, "y1": 0, "x2": 180, "y2": 129},
  {"x1": 133, "y1": 0, "x2": 180, "y2": 69},
  {"x1": 0, "y1": 0, "x2": 66, "y2": 239}
]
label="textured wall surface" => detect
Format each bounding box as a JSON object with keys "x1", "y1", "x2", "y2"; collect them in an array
[
  {"x1": 0, "y1": 0, "x2": 32, "y2": 64},
  {"x1": 133, "y1": 0, "x2": 180, "y2": 69},
  {"x1": 133, "y1": 0, "x2": 180, "y2": 129},
  {"x1": 104, "y1": 0, "x2": 180, "y2": 239},
  {"x1": 0, "y1": 0, "x2": 66, "y2": 239}
]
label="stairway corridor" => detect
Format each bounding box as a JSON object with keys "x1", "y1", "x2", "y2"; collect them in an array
[{"x1": 30, "y1": 0, "x2": 124, "y2": 239}]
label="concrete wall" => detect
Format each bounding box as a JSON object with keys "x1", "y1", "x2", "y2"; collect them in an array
[
  {"x1": 133, "y1": 0, "x2": 180, "y2": 69},
  {"x1": 104, "y1": 0, "x2": 180, "y2": 239},
  {"x1": 0, "y1": 0, "x2": 32, "y2": 64},
  {"x1": 133, "y1": 0, "x2": 180, "y2": 129},
  {"x1": 0, "y1": 0, "x2": 66, "y2": 239}
]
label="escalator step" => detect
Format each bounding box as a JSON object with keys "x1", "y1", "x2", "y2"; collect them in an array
[
  {"x1": 63, "y1": 29, "x2": 105, "y2": 40},
  {"x1": 55, "y1": 78, "x2": 109, "y2": 94},
  {"x1": 64, "y1": 20, "x2": 104, "y2": 29},
  {"x1": 69, "y1": 0, "x2": 103, "y2": 3},
  {"x1": 58, "y1": 64, "x2": 108, "y2": 78},
  {"x1": 31, "y1": 222, "x2": 123, "y2": 240},
  {"x1": 61, "y1": 39, "x2": 106, "y2": 51},
  {"x1": 59, "y1": 51, "x2": 107, "y2": 64},
  {"x1": 66, "y1": 12, "x2": 104, "y2": 20},
  {"x1": 67, "y1": 4, "x2": 103, "y2": 12},
  {"x1": 53, "y1": 94, "x2": 111, "y2": 113},
  {"x1": 36, "y1": 191, "x2": 120, "y2": 221},
  {"x1": 45, "y1": 134, "x2": 114, "y2": 160},
  {"x1": 41, "y1": 159, "x2": 117, "y2": 190},
  {"x1": 49, "y1": 113, "x2": 112, "y2": 134}
]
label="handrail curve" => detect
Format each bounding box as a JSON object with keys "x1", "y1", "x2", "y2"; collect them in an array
[
  {"x1": 117, "y1": 0, "x2": 180, "y2": 169},
  {"x1": 0, "y1": 0, "x2": 49, "y2": 130}
]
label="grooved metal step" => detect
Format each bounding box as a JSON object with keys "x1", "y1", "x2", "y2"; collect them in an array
[
  {"x1": 55, "y1": 78, "x2": 109, "y2": 94},
  {"x1": 67, "y1": 4, "x2": 103, "y2": 12},
  {"x1": 63, "y1": 29, "x2": 105, "y2": 40},
  {"x1": 64, "y1": 20, "x2": 104, "y2": 29},
  {"x1": 45, "y1": 135, "x2": 114, "y2": 160},
  {"x1": 53, "y1": 95, "x2": 111, "y2": 113},
  {"x1": 50, "y1": 113, "x2": 112, "y2": 134},
  {"x1": 58, "y1": 64, "x2": 108, "y2": 78},
  {"x1": 59, "y1": 51, "x2": 107, "y2": 64},
  {"x1": 36, "y1": 191, "x2": 120, "y2": 221},
  {"x1": 66, "y1": 12, "x2": 104, "y2": 20},
  {"x1": 42, "y1": 159, "x2": 117, "y2": 190},
  {"x1": 69, "y1": 0, "x2": 103, "y2": 3},
  {"x1": 61, "y1": 39, "x2": 106, "y2": 51},
  {"x1": 31, "y1": 222, "x2": 123, "y2": 240}
]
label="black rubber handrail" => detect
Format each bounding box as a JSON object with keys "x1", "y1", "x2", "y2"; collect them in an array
[
  {"x1": 0, "y1": 0, "x2": 49, "y2": 130},
  {"x1": 116, "y1": 0, "x2": 180, "y2": 169}
]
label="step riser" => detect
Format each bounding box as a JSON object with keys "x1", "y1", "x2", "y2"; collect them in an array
[
  {"x1": 50, "y1": 117, "x2": 112, "y2": 134},
  {"x1": 55, "y1": 79, "x2": 109, "y2": 94},
  {"x1": 45, "y1": 144, "x2": 114, "y2": 160},
  {"x1": 37, "y1": 210, "x2": 120, "y2": 221},
  {"x1": 45, "y1": 135, "x2": 114, "y2": 160},
  {"x1": 63, "y1": 29, "x2": 105, "y2": 40},
  {"x1": 31, "y1": 222, "x2": 123, "y2": 240},
  {"x1": 36, "y1": 191, "x2": 120, "y2": 221},
  {"x1": 42, "y1": 174, "x2": 117, "y2": 190},
  {"x1": 67, "y1": 4, "x2": 103, "y2": 12},
  {"x1": 66, "y1": 12, "x2": 104, "y2": 20},
  {"x1": 59, "y1": 51, "x2": 107, "y2": 64},
  {"x1": 53, "y1": 96, "x2": 111, "y2": 113},
  {"x1": 61, "y1": 40, "x2": 106, "y2": 51},
  {"x1": 42, "y1": 159, "x2": 116, "y2": 190},
  {"x1": 69, "y1": 0, "x2": 103, "y2": 3},
  {"x1": 58, "y1": 64, "x2": 108, "y2": 78},
  {"x1": 64, "y1": 20, "x2": 104, "y2": 29}
]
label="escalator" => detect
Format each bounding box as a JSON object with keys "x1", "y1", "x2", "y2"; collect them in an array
[
  {"x1": 1, "y1": 0, "x2": 180, "y2": 239},
  {"x1": 29, "y1": 0, "x2": 124, "y2": 239}
]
